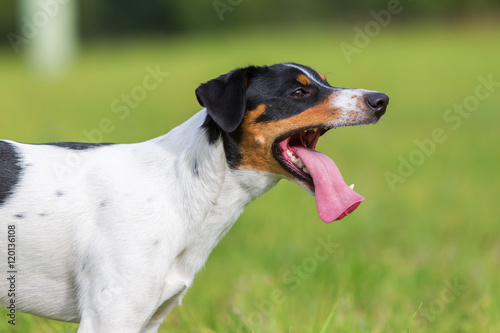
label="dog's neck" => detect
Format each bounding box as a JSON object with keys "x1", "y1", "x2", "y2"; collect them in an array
[{"x1": 151, "y1": 110, "x2": 280, "y2": 263}]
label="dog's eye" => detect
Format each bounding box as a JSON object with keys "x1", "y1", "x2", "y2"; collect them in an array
[{"x1": 290, "y1": 88, "x2": 308, "y2": 97}]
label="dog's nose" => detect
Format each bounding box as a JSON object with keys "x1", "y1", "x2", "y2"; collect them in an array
[{"x1": 366, "y1": 92, "x2": 389, "y2": 119}]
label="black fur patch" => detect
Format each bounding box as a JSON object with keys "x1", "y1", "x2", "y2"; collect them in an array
[
  {"x1": 201, "y1": 116, "x2": 221, "y2": 145},
  {"x1": 196, "y1": 67, "x2": 256, "y2": 133},
  {"x1": 0, "y1": 141, "x2": 23, "y2": 207},
  {"x1": 201, "y1": 117, "x2": 242, "y2": 169},
  {"x1": 42, "y1": 142, "x2": 115, "y2": 150}
]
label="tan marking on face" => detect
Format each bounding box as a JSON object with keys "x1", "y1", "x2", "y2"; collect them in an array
[
  {"x1": 238, "y1": 92, "x2": 347, "y2": 176},
  {"x1": 318, "y1": 72, "x2": 327, "y2": 81},
  {"x1": 238, "y1": 105, "x2": 285, "y2": 175},
  {"x1": 296, "y1": 74, "x2": 311, "y2": 86}
]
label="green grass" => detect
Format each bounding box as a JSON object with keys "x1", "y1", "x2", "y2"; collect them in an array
[{"x1": 1, "y1": 23, "x2": 500, "y2": 332}]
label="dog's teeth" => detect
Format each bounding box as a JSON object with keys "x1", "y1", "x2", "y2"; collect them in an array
[
  {"x1": 302, "y1": 166, "x2": 310, "y2": 174},
  {"x1": 290, "y1": 154, "x2": 305, "y2": 169},
  {"x1": 349, "y1": 184, "x2": 355, "y2": 189},
  {"x1": 287, "y1": 149, "x2": 293, "y2": 158}
]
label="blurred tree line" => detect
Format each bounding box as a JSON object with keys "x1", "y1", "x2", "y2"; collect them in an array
[{"x1": 0, "y1": 0, "x2": 498, "y2": 45}]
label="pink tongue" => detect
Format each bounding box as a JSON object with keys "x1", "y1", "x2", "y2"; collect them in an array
[{"x1": 291, "y1": 147, "x2": 364, "y2": 223}]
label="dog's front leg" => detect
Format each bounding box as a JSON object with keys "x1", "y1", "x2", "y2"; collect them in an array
[
  {"x1": 75, "y1": 258, "x2": 168, "y2": 333},
  {"x1": 76, "y1": 282, "x2": 161, "y2": 333},
  {"x1": 140, "y1": 282, "x2": 189, "y2": 333}
]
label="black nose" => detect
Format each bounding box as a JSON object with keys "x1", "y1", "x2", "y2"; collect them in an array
[{"x1": 366, "y1": 92, "x2": 389, "y2": 118}]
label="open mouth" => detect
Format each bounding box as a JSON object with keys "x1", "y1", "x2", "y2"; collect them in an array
[
  {"x1": 272, "y1": 126, "x2": 365, "y2": 223},
  {"x1": 274, "y1": 127, "x2": 329, "y2": 188}
]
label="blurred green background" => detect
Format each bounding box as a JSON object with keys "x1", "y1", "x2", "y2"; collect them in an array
[{"x1": 1, "y1": 1, "x2": 500, "y2": 332}]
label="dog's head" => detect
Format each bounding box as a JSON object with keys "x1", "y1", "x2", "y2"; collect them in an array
[{"x1": 196, "y1": 63, "x2": 388, "y2": 223}]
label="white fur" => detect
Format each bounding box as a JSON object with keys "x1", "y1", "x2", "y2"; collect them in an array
[
  {"x1": 326, "y1": 88, "x2": 382, "y2": 128},
  {"x1": 0, "y1": 110, "x2": 279, "y2": 332}
]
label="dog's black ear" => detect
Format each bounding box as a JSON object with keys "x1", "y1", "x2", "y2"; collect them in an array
[{"x1": 195, "y1": 67, "x2": 250, "y2": 133}]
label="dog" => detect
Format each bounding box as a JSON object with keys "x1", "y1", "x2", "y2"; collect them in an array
[{"x1": 0, "y1": 63, "x2": 388, "y2": 332}]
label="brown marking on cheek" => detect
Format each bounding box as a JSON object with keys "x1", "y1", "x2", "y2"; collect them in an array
[
  {"x1": 238, "y1": 93, "x2": 344, "y2": 176},
  {"x1": 245, "y1": 104, "x2": 267, "y2": 123},
  {"x1": 238, "y1": 105, "x2": 286, "y2": 176},
  {"x1": 318, "y1": 72, "x2": 327, "y2": 81},
  {"x1": 296, "y1": 74, "x2": 310, "y2": 86}
]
